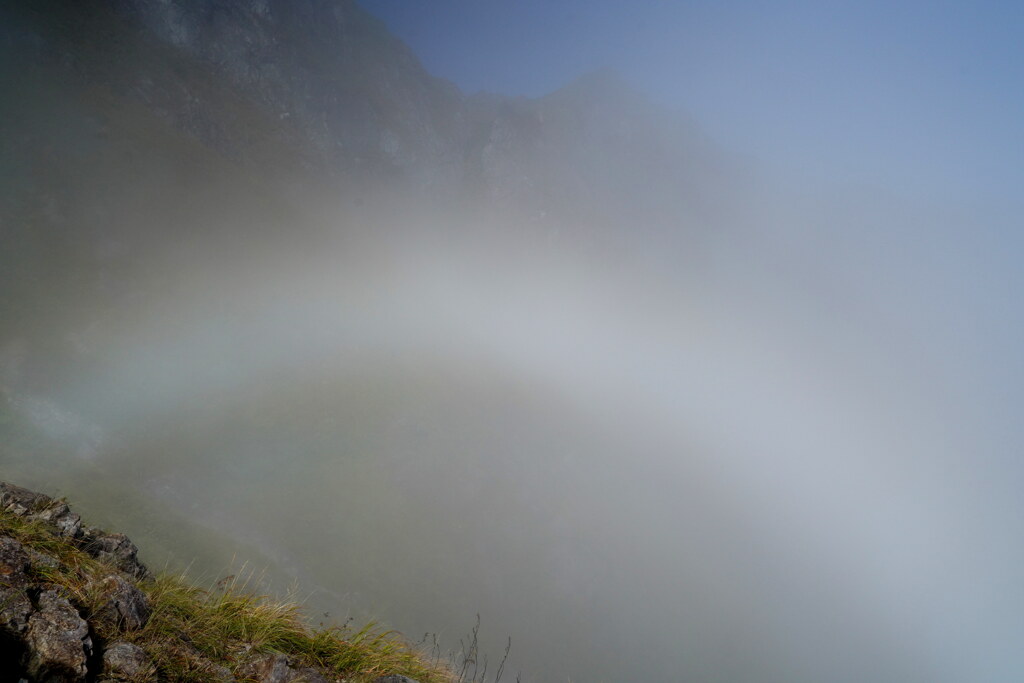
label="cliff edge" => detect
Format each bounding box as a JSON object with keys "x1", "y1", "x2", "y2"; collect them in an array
[{"x1": 0, "y1": 481, "x2": 446, "y2": 683}]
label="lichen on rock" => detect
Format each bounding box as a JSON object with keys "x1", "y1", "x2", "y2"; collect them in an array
[
  {"x1": 25, "y1": 589, "x2": 93, "y2": 682},
  {"x1": 102, "y1": 641, "x2": 156, "y2": 680},
  {"x1": 91, "y1": 574, "x2": 151, "y2": 631},
  {"x1": 0, "y1": 481, "x2": 437, "y2": 683}
]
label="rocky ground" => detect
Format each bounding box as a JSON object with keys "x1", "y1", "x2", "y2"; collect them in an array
[{"x1": 0, "y1": 481, "x2": 432, "y2": 683}]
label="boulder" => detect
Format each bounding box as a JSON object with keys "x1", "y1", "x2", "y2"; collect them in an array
[
  {"x1": 237, "y1": 651, "x2": 332, "y2": 683},
  {"x1": 36, "y1": 502, "x2": 83, "y2": 540},
  {"x1": 0, "y1": 481, "x2": 51, "y2": 516},
  {"x1": 0, "y1": 537, "x2": 33, "y2": 635},
  {"x1": 103, "y1": 641, "x2": 156, "y2": 680},
  {"x1": 25, "y1": 590, "x2": 92, "y2": 682},
  {"x1": 237, "y1": 651, "x2": 293, "y2": 683},
  {"x1": 0, "y1": 536, "x2": 32, "y2": 588},
  {"x1": 92, "y1": 575, "x2": 151, "y2": 630},
  {"x1": 80, "y1": 529, "x2": 151, "y2": 580}
]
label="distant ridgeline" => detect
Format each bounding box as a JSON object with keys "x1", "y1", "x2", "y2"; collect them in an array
[
  {"x1": 0, "y1": 480, "x2": 452, "y2": 682},
  {"x1": 0, "y1": 0, "x2": 729, "y2": 232},
  {"x1": 0, "y1": 0, "x2": 734, "y2": 449}
]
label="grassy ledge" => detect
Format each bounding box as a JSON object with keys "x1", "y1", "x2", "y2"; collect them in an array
[{"x1": 0, "y1": 494, "x2": 455, "y2": 682}]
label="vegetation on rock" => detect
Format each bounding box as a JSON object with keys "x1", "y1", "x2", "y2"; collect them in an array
[{"x1": 0, "y1": 481, "x2": 454, "y2": 683}]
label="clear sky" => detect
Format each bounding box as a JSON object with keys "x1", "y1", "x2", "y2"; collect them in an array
[{"x1": 360, "y1": 0, "x2": 1024, "y2": 207}]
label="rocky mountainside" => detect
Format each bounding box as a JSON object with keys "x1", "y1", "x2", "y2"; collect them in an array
[
  {"x1": 1, "y1": 0, "x2": 726, "y2": 221},
  {"x1": 1, "y1": 0, "x2": 463, "y2": 177},
  {"x1": 103, "y1": 0, "x2": 467, "y2": 187},
  {"x1": 0, "y1": 481, "x2": 152, "y2": 681},
  {"x1": 0, "y1": 480, "x2": 447, "y2": 682},
  {"x1": 0, "y1": 5, "x2": 743, "y2": 681},
  {"x1": 0, "y1": 0, "x2": 733, "y2": 401}
]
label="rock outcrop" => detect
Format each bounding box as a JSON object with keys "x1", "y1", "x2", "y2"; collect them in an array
[
  {"x1": 0, "y1": 482, "x2": 150, "y2": 581},
  {"x1": 0, "y1": 482, "x2": 151, "y2": 681},
  {"x1": 1, "y1": 0, "x2": 722, "y2": 221},
  {"x1": 102, "y1": 641, "x2": 156, "y2": 679},
  {"x1": 0, "y1": 481, "x2": 429, "y2": 683},
  {"x1": 25, "y1": 589, "x2": 93, "y2": 682}
]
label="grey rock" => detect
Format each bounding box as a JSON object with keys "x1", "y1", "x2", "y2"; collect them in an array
[
  {"x1": 92, "y1": 575, "x2": 151, "y2": 630},
  {"x1": 36, "y1": 502, "x2": 83, "y2": 540},
  {"x1": 1, "y1": 482, "x2": 153, "y2": 581},
  {"x1": 0, "y1": 481, "x2": 51, "y2": 516},
  {"x1": 0, "y1": 586, "x2": 33, "y2": 635},
  {"x1": 0, "y1": 484, "x2": 151, "y2": 579},
  {"x1": 103, "y1": 641, "x2": 155, "y2": 680},
  {"x1": 27, "y1": 548, "x2": 61, "y2": 571},
  {"x1": 25, "y1": 590, "x2": 92, "y2": 682},
  {"x1": 0, "y1": 482, "x2": 81, "y2": 541},
  {"x1": 80, "y1": 529, "x2": 150, "y2": 580},
  {"x1": 373, "y1": 676, "x2": 421, "y2": 683},
  {"x1": 107, "y1": 0, "x2": 466, "y2": 186},
  {"x1": 0, "y1": 537, "x2": 33, "y2": 634},
  {"x1": 237, "y1": 651, "x2": 293, "y2": 683},
  {"x1": 237, "y1": 651, "x2": 331, "y2": 683},
  {"x1": 0, "y1": 536, "x2": 32, "y2": 587}
]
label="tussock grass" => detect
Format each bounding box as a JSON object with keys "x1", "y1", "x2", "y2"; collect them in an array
[
  {"x1": 137, "y1": 571, "x2": 454, "y2": 682},
  {"x1": 0, "y1": 506, "x2": 454, "y2": 682},
  {"x1": 0, "y1": 510, "x2": 104, "y2": 591}
]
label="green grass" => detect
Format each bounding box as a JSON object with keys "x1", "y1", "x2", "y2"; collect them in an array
[{"x1": 0, "y1": 506, "x2": 454, "y2": 683}]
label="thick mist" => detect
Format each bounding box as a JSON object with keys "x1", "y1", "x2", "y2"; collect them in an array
[
  {"x1": 3, "y1": 2, "x2": 1024, "y2": 682},
  {"x1": 5, "y1": 186, "x2": 1023, "y2": 681}
]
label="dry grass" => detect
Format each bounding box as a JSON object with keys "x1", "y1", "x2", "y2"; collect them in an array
[{"x1": 0, "y1": 506, "x2": 454, "y2": 682}]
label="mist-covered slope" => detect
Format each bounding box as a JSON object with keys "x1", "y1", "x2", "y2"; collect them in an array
[
  {"x1": 1, "y1": 0, "x2": 727, "y2": 232},
  {"x1": 0, "y1": 0, "x2": 731, "y2": 427},
  {"x1": 0, "y1": 480, "x2": 454, "y2": 682},
  {"x1": 5, "y1": 2, "x2": 1022, "y2": 683},
  {"x1": 0, "y1": 3, "x2": 740, "y2": 682}
]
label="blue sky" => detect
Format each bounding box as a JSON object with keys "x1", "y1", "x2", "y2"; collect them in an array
[{"x1": 361, "y1": 0, "x2": 1024, "y2": 206}]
